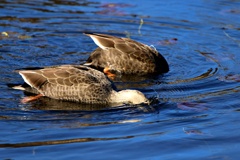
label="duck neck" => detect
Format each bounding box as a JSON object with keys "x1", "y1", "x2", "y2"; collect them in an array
[
  {"x1": 109, "y1": 90, "x2": 130, "y2": 105},
  {"x1": 109, "y1": 89, "x2": 149, "y2": 105}
]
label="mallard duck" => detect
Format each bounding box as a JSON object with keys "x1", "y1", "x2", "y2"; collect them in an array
[
  {"x1": 84, "y1": 33, "x2": 169, "y2": 77},
  {"x1": 13, "y1": 65, "x2": 149, "y2": 105}
]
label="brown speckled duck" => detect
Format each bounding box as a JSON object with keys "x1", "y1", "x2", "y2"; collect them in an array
[
  {"x1": 84, "y1": 33, "x2": 169, "y2": 77},
  {"x1": 13, "y1": 65, "x2": 149, "y2": 105}
]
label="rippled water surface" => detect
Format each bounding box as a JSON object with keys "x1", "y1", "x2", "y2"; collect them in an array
[{"x1": 1, "y1": 0, "x2": 240, "y2": 159}]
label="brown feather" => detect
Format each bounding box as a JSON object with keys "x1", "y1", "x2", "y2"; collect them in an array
[
  {"x1": 84, "y1": 33, "x2": 169, "y2": 75},
  {"x1": 17, "y1": 65, "x2": 115, "y2": 104},
  {"x1": 19, "y1": 71, "x2": 47, "y2": 90}
]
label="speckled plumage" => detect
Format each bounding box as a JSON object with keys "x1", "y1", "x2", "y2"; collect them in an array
[
  {"x1": 15, "y1": 65, "x2": 149, "y2": 105},
  {"x1": 84, "y1": 33, "x2": 169, "y2": 75}
]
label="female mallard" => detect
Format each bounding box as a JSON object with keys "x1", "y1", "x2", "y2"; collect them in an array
[
  {"x1": 84, "y1": 33, "x2": 169, "y2": 77},
  {"x1": 13, "y1": 65, "x2": 149, "y2": 105}
]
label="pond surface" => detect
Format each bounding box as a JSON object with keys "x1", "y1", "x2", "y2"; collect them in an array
[{"x1": 1, "y1": 0, "x2": 240, "y2": 159}]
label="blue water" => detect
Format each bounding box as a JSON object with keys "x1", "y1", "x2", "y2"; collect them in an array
[{"x1": 1, "y1": 0, "x2": 240, "y2": 159}]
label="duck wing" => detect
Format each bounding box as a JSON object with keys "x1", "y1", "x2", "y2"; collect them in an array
[
  {"x1": 17, "y1": 65, "x2": 114, "y2": 103},
  {"x1": 84, "y1": 33, "x2": 169, "y2": 74}
]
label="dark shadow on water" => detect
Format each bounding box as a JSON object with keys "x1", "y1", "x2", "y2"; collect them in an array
[
  {"x1": 22, "y1": 96, "x2": 162, "y2": 113},
  {"x1": 30, "y1": 97, "x2": 111, "y2": 111},
  {"x1": 0, "y1": 131, "x2": 164, "y2": 148}
]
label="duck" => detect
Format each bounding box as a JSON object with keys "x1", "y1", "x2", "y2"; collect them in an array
[
  {"x1": 84, "y1": 33, "x2": 169, "y2": 77},
  {"x1": 12, "y1": 65, "x2": 149, "y2": 105}
]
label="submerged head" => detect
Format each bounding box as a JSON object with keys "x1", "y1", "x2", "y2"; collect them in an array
[{"x1": 112, "y1": 89, "x2": 149, "y2": 105}]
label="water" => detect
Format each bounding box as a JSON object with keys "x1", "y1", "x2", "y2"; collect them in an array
[{"x1": 1, "y1": 0, "x2": 240, "y2": 159}]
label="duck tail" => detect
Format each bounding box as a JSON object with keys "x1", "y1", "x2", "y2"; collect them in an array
[{"x1": 7, "y1": 83, "x2": 26, "y2": 91}]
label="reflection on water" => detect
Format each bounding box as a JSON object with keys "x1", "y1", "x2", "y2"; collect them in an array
[
  {"x1": 1, "y1": 0, "x2": 240, "y2": 159},
  {"x1": 23, "y1": 96, "x2": 157, "y2": 112},
  {"x1": 0, "y1": 131, "x2": 164, "y2": 148}
]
